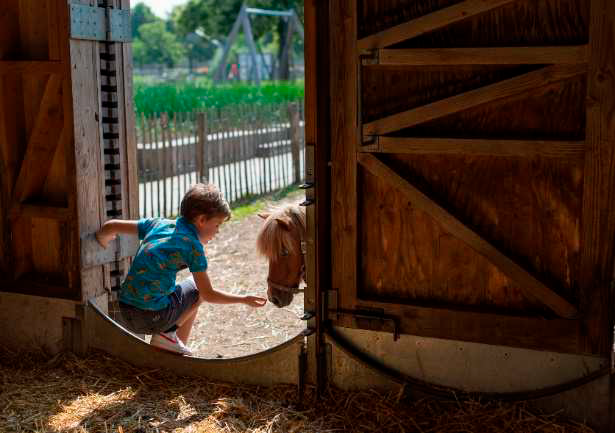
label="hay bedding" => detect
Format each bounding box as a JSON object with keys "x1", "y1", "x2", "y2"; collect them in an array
[{"x1": 0, "y1": 350, "x2": 595, "y2": 433}]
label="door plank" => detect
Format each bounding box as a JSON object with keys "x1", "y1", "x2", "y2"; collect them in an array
[
  {"x1": 12, "y1": 75, "x2": 64, "y2": 203},
  {"x1": 9, "y1": 203, "x2": 71, "y2": 220},
  {"x1": 375, "y1": 45, "x2": 589, "y2": 66},
  {"x1": 357, "y1": 0, "x2": 519, "y2": 51},
  {"x1": 331, "y1": 0, "x2": 358, "y2": 310},
  {"x1": 360, "y1": 137, "x2": 585, "y2": 159},
  {"x1": 0, "y1": 61, "x2": 64, "y2": 75},
  {"x1": 347, "y1": 300, "x2": 585, "y2": 355},
  {"x1": 579, "y1": 0, "x2": 615, "y2": 355},
  {"x1": 357, "y1": 153, "x2": 579, "y2": 319},
  {"x1": 363, "y1": 64, "x2": 586, "y2": 136}
]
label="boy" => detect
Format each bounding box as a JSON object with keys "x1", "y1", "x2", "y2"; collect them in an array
[{"x1": 95, "y1": 183, "x2": 266, "y2": 355}]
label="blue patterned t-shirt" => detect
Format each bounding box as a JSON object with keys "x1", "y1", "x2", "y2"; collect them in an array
[{"x1": 119, "y1": 217, "x2": 207, "y2": 310}]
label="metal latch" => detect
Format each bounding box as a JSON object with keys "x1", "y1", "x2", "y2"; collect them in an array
[{"x1": 70, "y1": 3, "x2": 131, "y2": 42}]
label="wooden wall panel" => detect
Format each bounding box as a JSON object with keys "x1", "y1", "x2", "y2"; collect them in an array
[
  {"x1": 358, "y1": 0, "x2": 590, "y2": 48},
  {"x1": 359, "y1": 167, "x2": 528, "y2": 310},
  {"x1": 402, "y1": 77, "x2": 586, "y2": 140},
  {"x1": 0, "y1": 1, "x2": 21, "y2": 59},
  {"x1": 361, "y1": 65, "x2": 538, "y2": 123},
  {"x1": 359, "y1": 153, "x2": 583, "y2": 311},
  {"x1": 357, "y1": 0, "x2": 460, "y2": 39},
  {"x1": 363, "y1": 70, "x2": 586, "y2": 140}
]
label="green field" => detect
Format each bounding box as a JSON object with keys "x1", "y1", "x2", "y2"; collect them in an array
[{"x1": 134, "y1": 77, "x2": 304, "y2": 116}]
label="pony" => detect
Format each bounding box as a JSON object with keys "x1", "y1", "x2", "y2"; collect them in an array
[{"x1": 256, "y1": 204, "x2": 306, "y2": 307}]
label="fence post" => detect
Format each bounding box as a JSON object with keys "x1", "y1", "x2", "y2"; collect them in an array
[
  {"x1": 196, "y1": 112, "x2": 207, "y2": 182},
  {"x1": 288, "y1": 102, "x2": 301, "y2": 184}
]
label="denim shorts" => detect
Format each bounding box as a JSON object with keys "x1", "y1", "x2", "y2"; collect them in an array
[{"x1": 118, "y1": 277, "x2": 199, "y2": 334}]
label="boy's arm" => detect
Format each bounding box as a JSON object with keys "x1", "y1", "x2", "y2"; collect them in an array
[
  {"x1": 96, "y1": 219, "x2": 139, "y2": 248},
  {"x1": 192, "y1": 271, "x2": 266, "y2": 307}
]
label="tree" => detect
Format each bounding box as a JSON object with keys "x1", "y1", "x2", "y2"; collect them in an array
[
  {"x1": 175, "y1": 0, "x2": 304, "y2": 80},
  {"x1": 132, "y1": 21, "x2": 186, "y2": 67},
  {"x1": 131, "y1": 2, "x2": 160, "y2": 39},
  {"x1": 169, "y1": 5, "x2": 217, "y2": 69}
]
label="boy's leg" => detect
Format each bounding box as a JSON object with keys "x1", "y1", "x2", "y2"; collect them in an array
[
  {"x1": 163, "y1": 276, "x2": 202, "y2": 344},
  {"x1": 174, "y1": 296, "x2": 203, "y2": 343}
]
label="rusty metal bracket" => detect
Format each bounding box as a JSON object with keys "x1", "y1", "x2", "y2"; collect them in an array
[
  {"x1": 301, "y1": 311, "x2": 315, "y2": 321},
  {"x1": 299, "y1": 198, "x2": 315, "y2": 207},
  {"x1": 301, "y1": 327, "x2": 316, "y2": 336},
  {"x1": 299, "y1": 182, "x2": 315, "y2": 189},
  {"x1": 360, "y1": 135, "x2": 380, "y2": 151},
  {"x1": 360, "y1": 49, "x2": 379, "y2": 65}
]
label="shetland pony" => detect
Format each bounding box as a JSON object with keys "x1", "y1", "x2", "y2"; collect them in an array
[{"x1": 256, "y1": 204, "x2": 306, "y2": 307}]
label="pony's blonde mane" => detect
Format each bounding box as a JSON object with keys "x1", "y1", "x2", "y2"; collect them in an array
[{"x1": 256, "y1": 204, "x2": 306, "y2": 261}]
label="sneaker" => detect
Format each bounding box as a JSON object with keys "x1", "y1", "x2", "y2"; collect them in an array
[{"x1": 150, "y1": 331, "x2": 192, "y2": 356}]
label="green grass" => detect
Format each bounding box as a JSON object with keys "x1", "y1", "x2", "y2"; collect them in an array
[
  {"x1": 229, "y1": 186, "x2": 302, "y2": 221},
  {"x1": 134, "y1": 78, "x2": 304, "y2": 116}
]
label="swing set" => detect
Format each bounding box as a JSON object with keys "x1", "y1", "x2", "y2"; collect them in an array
[{"x1": 214, "y1": 3, "x2": 304, "y2": 84}]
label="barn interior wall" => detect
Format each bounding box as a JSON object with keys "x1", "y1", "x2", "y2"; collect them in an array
[{"x1": 0, "y1": 0, "x2": 78, "y2": 299}]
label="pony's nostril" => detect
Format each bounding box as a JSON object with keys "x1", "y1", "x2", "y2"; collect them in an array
[{"x1": 271, "y1": 297, "x2": 280, "y2": 306}]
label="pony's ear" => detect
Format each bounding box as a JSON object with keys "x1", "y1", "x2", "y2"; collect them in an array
[
  {"x1": 258, "y1": 212, "x2": 270, "y2": 220},
  {"x1": 275, "y1": 216, "x2": 292, "y2": 231}
]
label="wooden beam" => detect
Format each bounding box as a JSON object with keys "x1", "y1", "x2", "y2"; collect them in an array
[
  {"x1": 214, "y1": 5, "x2": 245, "y2": 82},
  {"x1": 357, "y1": 0, "x2": 519, "y2": 51},
  {"x1": 357, "y1": 153, "x2": 579, "y2": 319},
  {"x1": 374, "y1": 45, "x2": 589, "y2": 66},
  {"x1": 363, "y1": 64, "x2": 587, "y2": 136},
  {"x1": 9, "y1": 203, "x2": 71, "y2": 220},
  {"x1": 340, "y1": 300, "x2": 585, "y2": 355},
  {"x1": 242, "y1": 7, "x2": 261, "y2": 85},
  {"x1": 360, "y1": 137, "x2": 585, "y2": 159},
  {"x1": 12, "y1": 75, "x2": 64, "y2": 203},
  {"x1": 0, "y1": 61, "x2": 63, "y2": 75},
  {"x1": 331, "y1": 0, "x2": 358, "y2": 311},
  {"x1": 579, "y1": 0, "x2": 615, "y2": 355}
]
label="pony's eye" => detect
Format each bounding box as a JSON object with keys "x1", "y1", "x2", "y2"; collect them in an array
[{"x1": 280, "y1": 249, "x2": 289, "y2": 257}]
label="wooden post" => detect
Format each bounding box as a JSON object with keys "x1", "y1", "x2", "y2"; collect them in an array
[
  {"x1": 289, "y1": 102, "x2": 301, "y2": 184},
  {"x1": 138, "y1": 113, "x2": 146, "y2": 217},
  {"x1": 161, "y1": 114, "x2": 168, "y2": 217},
  {"x1": 196, "y1": 112, "x2": 207, "y2": 183}
]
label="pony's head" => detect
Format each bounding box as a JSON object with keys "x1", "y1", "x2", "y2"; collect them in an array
[{"x1": 256, "y1": 204, "x2": 306, "y2": 308}]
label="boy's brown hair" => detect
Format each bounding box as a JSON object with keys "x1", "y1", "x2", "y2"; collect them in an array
[{"x1": 180, "y1": 183, "x2": 231, "y2": 222}]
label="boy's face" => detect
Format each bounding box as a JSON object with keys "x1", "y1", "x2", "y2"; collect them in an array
[{"x1": 194, "y1": 214, "x2": 226, "y2": 244}]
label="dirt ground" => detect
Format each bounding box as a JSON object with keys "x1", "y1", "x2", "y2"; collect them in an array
[{"x1": 176, "y1": 192, "x2": 306, "y2": 359}]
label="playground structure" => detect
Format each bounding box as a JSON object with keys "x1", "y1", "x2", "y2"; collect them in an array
[
  {"x1": 0, "y1": 0, "x2": 615, "y2": 431},
  {"x1": 213, "y1": 4, "x2": 304, "y2": 84}
]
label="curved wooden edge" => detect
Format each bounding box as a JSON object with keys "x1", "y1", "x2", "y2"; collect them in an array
[
  {"x1": 86, "y1": 301, "x2": 305, "y2": 385},
  {"x1": 325, "y1": 326, "x2": 609, "y2": 401}
]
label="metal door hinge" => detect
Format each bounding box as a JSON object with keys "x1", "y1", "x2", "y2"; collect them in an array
[{"x1": 70, "y1": 3, "x2": 131, "y2": 42}]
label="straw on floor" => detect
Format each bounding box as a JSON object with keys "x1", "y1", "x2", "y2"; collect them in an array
[{"x1": 0, "y1": 349, "x2": 595, "y2": 433}]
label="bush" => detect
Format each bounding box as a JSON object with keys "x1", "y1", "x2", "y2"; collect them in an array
[{"x1": 134, "y1": 78, "x2": 304, "y2": 116}]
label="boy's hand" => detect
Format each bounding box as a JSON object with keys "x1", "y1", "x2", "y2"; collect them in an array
[
  {"x1": 95, "y1": 228, "x2": 116, "y2": 249},
  {"x1": 242, "y1": 296, "x2": 267, "y2": 308}
]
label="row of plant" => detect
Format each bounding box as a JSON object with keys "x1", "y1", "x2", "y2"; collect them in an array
[{"x1": 134, "y1": 78, "x2": 304, "y2": 116}]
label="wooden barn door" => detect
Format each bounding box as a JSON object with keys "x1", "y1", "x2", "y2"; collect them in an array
[{"x1": 329, "y1": 0, "x2": 615, "y2": 356}]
